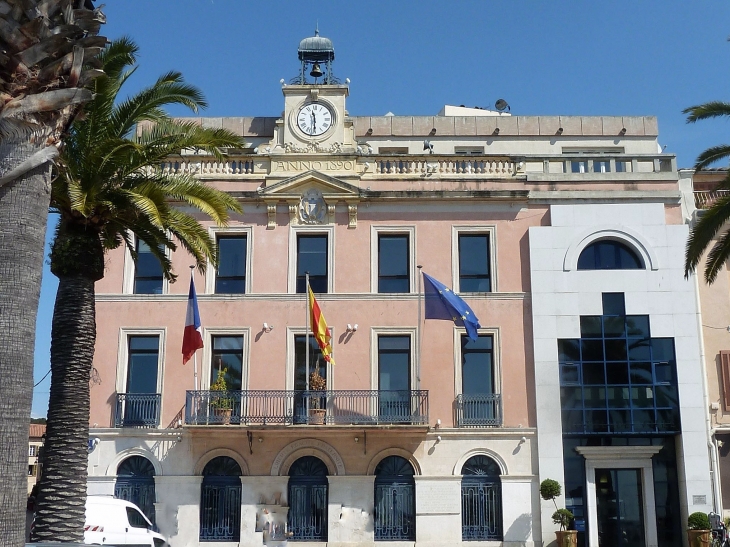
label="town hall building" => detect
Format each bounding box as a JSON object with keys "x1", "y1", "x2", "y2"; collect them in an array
[{"x1": 86, "y1": 31, "x2": 712, "y2": 547}]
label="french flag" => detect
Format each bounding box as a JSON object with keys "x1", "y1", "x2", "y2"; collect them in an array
[{"x1": 182, "y1": 275, "x2": 203, "y2": 364}]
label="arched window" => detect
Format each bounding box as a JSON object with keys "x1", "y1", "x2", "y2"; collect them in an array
[
  {"x1": 461, "y1": 455, "x2": 502, "y2": 541},
  {"x1": 200, "y1": 456, "x2": 242, "y2": 542},
  {"x1": 115, "y1": 456, "x2": 156, "y2": 525},
  {"x1": 577, "y1": 240, "x2": 643, "y2": 270},
  {"x1": 374, "y1": 456, "x2": 415, "y2": 541},
  {"x1": 287, "y1": 456, "x2": 328, "y2": 541}
]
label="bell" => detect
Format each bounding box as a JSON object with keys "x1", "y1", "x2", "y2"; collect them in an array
[{"x1": 309, "y1": 63, "x2": 324, "y2": 78}]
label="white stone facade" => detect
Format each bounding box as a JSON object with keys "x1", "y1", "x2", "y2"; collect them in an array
[{"x1": 530, "y1": 203, "x2": 713, "y2": 547}]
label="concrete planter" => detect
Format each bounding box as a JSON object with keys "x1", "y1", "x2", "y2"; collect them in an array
[
  {"x1": 555, "y1": 530, "x2": 578, "y2": 547},
  {"x1": 687, "y1": 529, "x2": 711, "y2": 547},
  {"x1": 308, "y1": 408, "x2": 326, "y2": 424},
  {"x1": 213, "y1": 407, "x2": 232, "y2": 425}
]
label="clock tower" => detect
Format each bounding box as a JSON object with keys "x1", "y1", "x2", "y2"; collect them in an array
[{"x1": 274, "y1": 29, "x2": 354, "y2": 153}]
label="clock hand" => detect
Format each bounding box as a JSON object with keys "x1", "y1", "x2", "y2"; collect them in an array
[{"x1": 311, "y1": 111, "x2": 317, "y2": 134}]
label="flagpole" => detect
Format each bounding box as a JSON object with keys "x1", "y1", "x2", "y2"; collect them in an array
[
  {"x1": 305, "y1": 271, "x2": 310, "y2": 419},
  {"x1": 417, "y1": 265, "x2": 422, "y2": 385},
  {"x1": 190, "y1": 265, "x2": 199, "y2": 391}
]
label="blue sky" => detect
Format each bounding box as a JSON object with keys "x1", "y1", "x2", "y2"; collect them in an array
[{"x1": 30, "y1": 1, "x2": 730, "y2": 416}]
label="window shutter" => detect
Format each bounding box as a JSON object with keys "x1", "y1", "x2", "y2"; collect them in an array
[{"x1": 721, "y1": 351, "x2": 730, "y2": 410}]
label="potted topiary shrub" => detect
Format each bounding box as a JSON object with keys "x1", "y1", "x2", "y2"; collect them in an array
[
  {"x1": 308, "y1": 370, "x2": 327, "y2": 425},
  {"x1": 210, "y1": 368, "x2": 234, "y2": 425},
  {"x1": 687, "y1": 512, "x2": 711, "y2": 547},
  {"x1": 539, "y1": 478, "x2": 577, "y2": 547}
]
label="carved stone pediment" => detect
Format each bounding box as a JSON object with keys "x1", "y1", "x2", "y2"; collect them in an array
[{"x1": 261, "y1": 170, "x2": 359, "y2": 229}]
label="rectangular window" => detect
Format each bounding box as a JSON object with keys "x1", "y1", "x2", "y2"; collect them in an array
[
  {"x1": 462, "y1": 335, "x2": 494, "y2": 395},
  {"x1": 594, "y1": 160, "x2": 610, "y2": 173},
  {"x1": 457, "y1": 334, "x2": 500, "y2": 426},
  {"x1": 378, "y1": 234, "x2": 410, "y2": 293},
  {"x1": 133, "y1": 240, "x2": 163, "y2": 294},
  {"x1": 215, "y1": 235, "x2": 247, "y2": 294},
  {"x1": 210, "y1": 335, "x2": 244, "y2": 391},
  {"x1": 455, "y1": 146, "x2": 485, "y2": 155},
  {"x1": 126, "y1": 336, "x2": 159, "y2": 394},
  {"x1": 378, "y1": 336, "x2": 411, "y2": 421},
  {"x1": 294, "y1": 335, "x2": 327, "y2": 390},
  {"x1": 378, "y1": 336, "x2": 411, "y2": 391},
  {"x1": 294, "y1": 335, "x2": 327, "y2": 424},
  {"x1": 378, "y1": 147, "x2": 409, "y2": 155},
  {"x1": 28, "y1": 465, "x2": 34, "y2": 476},
  {"x1": 297, "y1": 234, "x2": 328, "y2": 293},
  {"x1": 29, "y1": 446, "x2": 36, "y2": 457},
  {"x1": 458, "y1": 234, "x2": 491, "y2": 292}
]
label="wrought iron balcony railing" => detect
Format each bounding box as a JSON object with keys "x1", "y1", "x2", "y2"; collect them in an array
[
  {"x1": 115, "y1": 393, "x2": 161, "y2": 428},
  {"x1": 455, "y1": 394, "x2": 502, "y2": 427},
  {"x1": 185, "y1": 389, "x2": 429, "y2": 426}
]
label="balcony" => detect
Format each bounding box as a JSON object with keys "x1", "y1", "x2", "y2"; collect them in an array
[
  {"x1": 455, "y1": 394, "x2": 502, "y2": 427},
  {"x1": 694, "y1": 189, "x2": 730, "y2": 210},
  {"x1": 184, "y1": 390, "x2": 429, "y2": 426},
  {"x1": 115, "y1": 393, "x2": 161, "y2": 428}
]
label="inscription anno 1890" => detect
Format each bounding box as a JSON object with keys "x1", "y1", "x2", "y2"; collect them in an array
[{"x1": 274, "y1": 160, "x2": 355, "y2": 173}]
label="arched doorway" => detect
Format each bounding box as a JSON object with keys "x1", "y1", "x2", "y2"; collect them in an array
[
  {"x1": 287, "y1": 456, "x2": 328, "y2": 541},
  {"x1": 114, "y1": 456, "x2": 156, "y2": 525},
  {"x1": 374, "y1": 455, "x2": 415, "y2": 541},
  {"x1": 461, "y1": 455, "x2": 502, "y2": 541},
  {"x1": 199, "y1": 456, "x2": 242, "y2": 542}
]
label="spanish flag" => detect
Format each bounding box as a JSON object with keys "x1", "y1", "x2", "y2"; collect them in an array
[{"x1": 308, "y1": 285, "x2": 335, "y2": 365}]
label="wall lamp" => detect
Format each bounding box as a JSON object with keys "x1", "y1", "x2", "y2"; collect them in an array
[
  {"x1": 262, "y1": 323, "x2": 274, "y2": 333},
  {"x1": 346, "y1": 324, "x2": 358, "y2": 333}
]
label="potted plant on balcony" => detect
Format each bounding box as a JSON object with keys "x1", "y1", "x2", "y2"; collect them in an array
[
  {"x1": 539, "y1": 478, "x2": 576, "y2": 547},
  {"x1": 687, "y1": 512, "x2": 711, "y2": 547},
  {"x1": 308, "y1": 370, "x2": 327, "y2": 425},
  {"x1": 210, "y1": 368, "x2": 234, "y2": 425}
]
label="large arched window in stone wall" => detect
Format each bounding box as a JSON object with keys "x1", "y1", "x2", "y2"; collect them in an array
[
  {"x1": 115, "y1": 455, "x2": 156, "y2": 525},
  {"x1": 374, "y1": 455, "x2": 416, "y2": 541},
  {"x1": 199, "y1": 456, "x2": 242, "y2": 542},
  {"x1": 287, "y1": 455, "x2": 328, "y2": 542},
  {"x1": 461, "y1": 455, "x2": 502, "y2": 541}
]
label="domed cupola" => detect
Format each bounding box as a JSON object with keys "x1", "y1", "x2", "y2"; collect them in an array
[{"x1": 296, "y1": 27, "x2": 337, "y2": 84}]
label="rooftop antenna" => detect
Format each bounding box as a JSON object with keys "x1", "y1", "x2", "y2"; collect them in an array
[{"x1": 495, "y1": 99, "x2": 510, "y2": 112}]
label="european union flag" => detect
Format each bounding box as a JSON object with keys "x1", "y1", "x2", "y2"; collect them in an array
[{"x1": 422, "y1": 272, "x2": 481, "y2": 341}]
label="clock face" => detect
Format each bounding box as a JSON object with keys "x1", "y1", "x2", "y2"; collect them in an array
[{"x1": 297, "y1": 103, "x2": 333, "y2": 137}]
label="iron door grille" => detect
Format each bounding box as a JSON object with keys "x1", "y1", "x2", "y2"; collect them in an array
[
  {"x1": 114, "y1": 477, "x2": 156, "y2": 525},
  {"x1": 287, "y1": 479, "x2": 328, "y2": 541},
  {"x1": 461, "y1": 478, "x2": 502, "y2": 540},
  {"x1": 374, "y1": 481, "x2": 415, "y2": 541},
  {"x1": 199, "y1": 478, "x2": 241, "y2": 542}
]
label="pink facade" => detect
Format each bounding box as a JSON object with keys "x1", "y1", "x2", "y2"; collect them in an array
[{"x1": 91, "y1": 196, "x2": 545, "y2": 431}]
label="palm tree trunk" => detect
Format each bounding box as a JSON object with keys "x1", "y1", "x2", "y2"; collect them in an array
[
  {"x1": 30, "y1": 273, "x2": 96, "y2": 543},
  {"x1": 0, "y1": 141, "x2": 52, "y2": 547}
]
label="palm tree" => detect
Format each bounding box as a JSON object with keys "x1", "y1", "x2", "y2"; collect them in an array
[
  {"x1": 684, "y1": 101, "x2": 730, "y2": 283},
  {"x1": 30, "y1": 38, "x2": 245, "y2": 542},
  {"x1": 0, "y1": 3, "x2": 106, "y2": 545}
]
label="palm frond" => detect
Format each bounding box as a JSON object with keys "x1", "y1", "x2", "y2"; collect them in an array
[
  {"x1": 704, "y1": 228, "x2": 730, "y2": 284},
  {"x1": 694, "y1": 144, "x2": 730, "y2": 171},
  {"x1": 157, "y1": 174, "x2": 241, "y2": 224},
  {"x1": 685, "y1": 194, "x2": 730, "y2": 277},
  {"x1": 683, "y1": 101, "x2": 730, "y2": 123},
  {"x1": 53, "y1": 37, "x2": 245, "y2": 282}
]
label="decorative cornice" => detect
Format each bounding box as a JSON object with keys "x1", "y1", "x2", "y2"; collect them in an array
[
  {"x1": 96, "y1": 292, "x2": 529, "y2": 303},
  {"x1": 575, "y1": 445, "x2": 662, "y2": 460}
]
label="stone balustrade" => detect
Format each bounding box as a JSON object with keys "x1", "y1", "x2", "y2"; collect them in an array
[{"x1": 156, "y1": 153, "x2": 676, "y2": 179}]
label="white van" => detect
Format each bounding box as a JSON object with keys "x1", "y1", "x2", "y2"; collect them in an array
[{"x1": 84, "y1": 497, "x2": 167, "y2": 546}]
